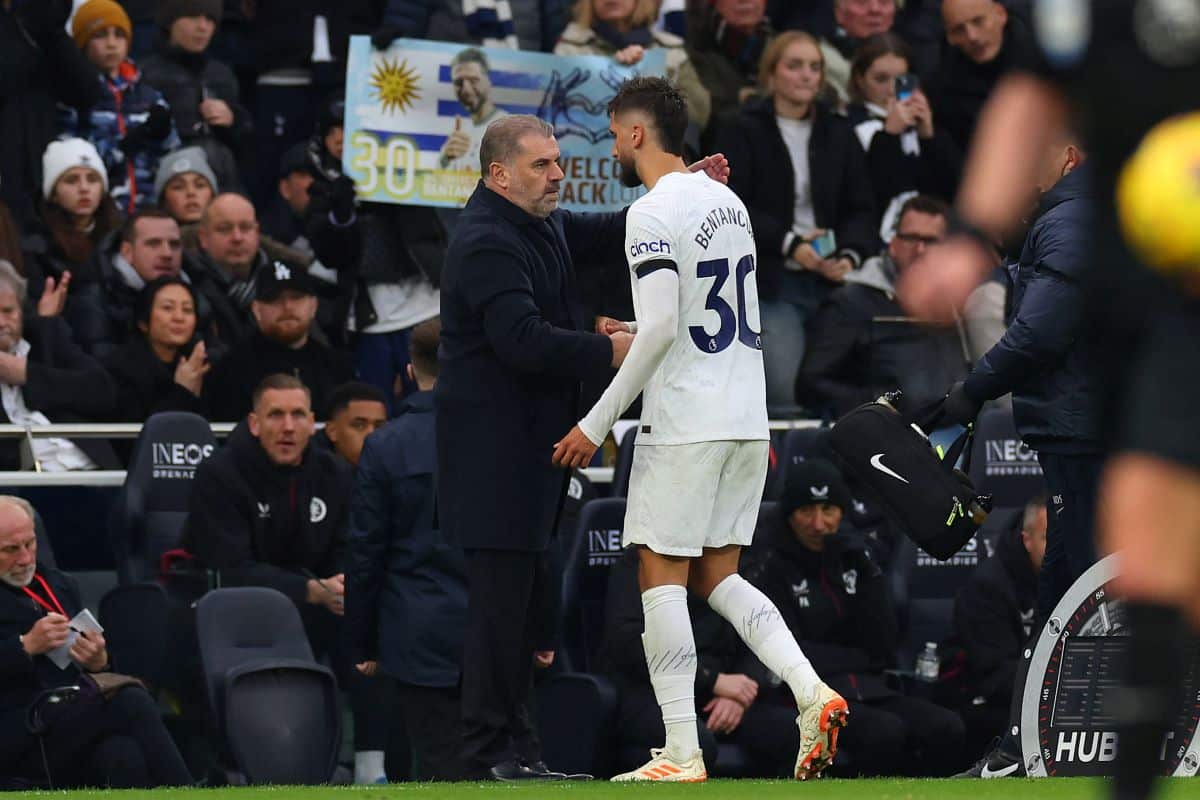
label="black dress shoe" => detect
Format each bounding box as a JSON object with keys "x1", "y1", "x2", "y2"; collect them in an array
[
  {"x1": 526, "y1": 760, "x2": 593, "y2": 781},
  {"x1": 488, "y1": 759, "x2": 558, "y2": 781}
]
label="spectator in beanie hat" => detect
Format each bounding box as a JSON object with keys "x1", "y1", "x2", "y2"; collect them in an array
[
  {"x1": 21, "y1": 139, "x2": 121, "y2": 346},
  {"x1": 61, "y1": 0, "x2": 180, "y2": 214},
  {"x1": 140, "y1": 0, "x2": 250, "y2": 194},
  {"x1": 154, "y1": 146, "x2": 218, "y2": 227}
]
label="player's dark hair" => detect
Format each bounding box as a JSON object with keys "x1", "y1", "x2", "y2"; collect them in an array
[
  {"x1": 409, "y1": 317, "x2": 441, "y2": 379},
  {"x1": 252, "y1": 373, "x2": 311, "y2": 411},
  {"x1": 328, "y1": 381, "x2": 388, "y2": 418},
  {"x1": 607, "y1": 76, "x2": 688, "y2": 156},
  {"x1": 897, "y1": 194, "x2": 950, "y2": 226}
]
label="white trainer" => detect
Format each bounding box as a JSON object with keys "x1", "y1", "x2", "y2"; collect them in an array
[
  {"x1": 794, "y1": 682, "x2": 849, "y2": 780},
  {"x1": 610, "y1": 748, "x2": 707, "y2": 782}
]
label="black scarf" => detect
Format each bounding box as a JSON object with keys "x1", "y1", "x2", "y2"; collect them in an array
[{"x1": 592, "y1": 21, "x2": 654, "y2": 50}]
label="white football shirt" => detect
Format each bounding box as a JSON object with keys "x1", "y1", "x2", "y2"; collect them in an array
[{"x1": 578, "y1": 170, "x2": 769, "y2": 446}]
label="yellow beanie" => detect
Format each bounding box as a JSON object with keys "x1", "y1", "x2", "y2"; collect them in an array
[{"x1": 72, "y1": 0, "x2": 133, "y2": 50}]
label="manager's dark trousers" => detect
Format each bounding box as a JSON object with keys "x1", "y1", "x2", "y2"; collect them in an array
[
  {"x1": 1035, "y1": 451, "x2": 1106, "y2": 623},
  {"x1": 460, "y1": 549, "x2": 548, "y2": 774}
]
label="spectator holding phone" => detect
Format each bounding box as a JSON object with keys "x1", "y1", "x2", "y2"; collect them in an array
[
  {"x1": 847, "y1": 33, "x2": 961, "y2": 237},
  {"x1": 715, "y1": 30, "x2": 876, "y2": 408}
]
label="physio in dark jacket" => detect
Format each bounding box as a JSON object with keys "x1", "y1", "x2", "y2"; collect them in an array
[
  {"x1": 600, "y1": 547, "x2": 800, "y2": 777},
  {"x1": 942, "y1": 157, "x2": 1104, "y2": 623},
  {"x1": 743, "y1": 459, "x2": 965, "y2": 776},
  {"x1": 0, "y1": 499, "x2": 190, "y2": 787},
  {"x1": 438, "y1": 115, "x2": 629, "y2": 778},
  {"x1": 714, "y1": 31, "x2": 877, "y2": 407},
  {"x1": 345, "y1": 324, "x2": 469, "y2": 780}
]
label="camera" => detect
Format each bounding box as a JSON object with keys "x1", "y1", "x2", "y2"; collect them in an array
[{"x1": 895, "y1": 73, "x2": 920, "y2": 101}]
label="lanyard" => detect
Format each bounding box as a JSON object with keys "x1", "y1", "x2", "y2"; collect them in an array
[{"x1": 22, "y1": 574, "x2": 65, "y2": 617}]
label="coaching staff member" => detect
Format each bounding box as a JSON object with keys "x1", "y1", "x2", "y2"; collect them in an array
[{"x1": 439, "y1": 113, "x2": 727, "y2": 780}]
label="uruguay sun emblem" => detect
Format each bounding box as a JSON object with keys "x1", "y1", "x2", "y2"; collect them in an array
[{"x1": 370, "y1": 57, "x2": 421, "y2": 114}]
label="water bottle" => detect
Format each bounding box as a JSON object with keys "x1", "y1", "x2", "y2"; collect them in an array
[{"x1": 915, "y1": 642, "x2": 940, "y2": 682}]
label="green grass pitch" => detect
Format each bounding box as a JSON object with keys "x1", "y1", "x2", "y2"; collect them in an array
[{"x1": 9, "y1": 779, "x2": 1200, "y2": 800}]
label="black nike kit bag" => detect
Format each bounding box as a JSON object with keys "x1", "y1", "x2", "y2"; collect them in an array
[{"x1": 829, "y1": 394, "x2": 991, "y2": 560}]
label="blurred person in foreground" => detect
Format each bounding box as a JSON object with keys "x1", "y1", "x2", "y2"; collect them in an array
[{"x1": 897, "y1": 3, "x2": 1200, "y2": 794}]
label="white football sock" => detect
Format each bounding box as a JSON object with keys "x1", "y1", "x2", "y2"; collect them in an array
[
  {"x1": 354, "y1": 749, "x2": 386, "y2": 784},
  {"x1": 641, "y1": 584, "x2": 700, "y2": 762},
  {"x1": 707, "y1": 573, "x2": 822, "y2": 707}
]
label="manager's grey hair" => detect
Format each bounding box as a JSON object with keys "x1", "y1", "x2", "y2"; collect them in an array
[
  {"x1": 479, "y1": 114, "x2": 555, "y2": 177},
  {"x1": 0, "y1": 261, "x2": 27, "y2": 305}
]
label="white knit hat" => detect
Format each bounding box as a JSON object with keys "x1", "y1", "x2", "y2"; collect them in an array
[{"x1": 42, "y1": 138, "x2": 108, "y2": 201}]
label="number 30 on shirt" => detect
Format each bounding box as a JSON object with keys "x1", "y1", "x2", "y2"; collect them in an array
[{"x1": 688, "y1": 254, "x2": 762, "y2": 354}]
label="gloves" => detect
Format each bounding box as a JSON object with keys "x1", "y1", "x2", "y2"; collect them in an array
[
  {"x1": 16, "y1": 0, "x2": 71, "y2": 40},
  {"x1": 371, "y1": 24, "x2": 404, "y2": 50},
  {"x1": 121, "y1": 104, "x2": 173, "y2": 155},
  {"x1": 329, "y1": 175, "x2": 357, "y2": 223},
  {"x1": 940, "y1": 381, "x2": 983, "y2": 427}
]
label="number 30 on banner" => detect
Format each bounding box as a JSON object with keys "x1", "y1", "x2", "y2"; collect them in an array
[{"x1": 348, "y1": 131, "x2": 417, "y2": 199}]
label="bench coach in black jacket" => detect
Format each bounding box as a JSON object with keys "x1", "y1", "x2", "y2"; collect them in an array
[
  {"x1": 942, "y1": 155, "x2": 1103, "y2": 624},
  {"x1": 437, "y1": 115, "x2": 634, "y2": 780},
  {"x1": 182, "y1": 374, "x2": 389, "y2": 772},
  {"x1": 743, "y1": 459, "x2": 966, "y2": 776}
]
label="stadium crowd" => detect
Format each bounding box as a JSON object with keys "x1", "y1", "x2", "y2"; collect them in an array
[{"x1": 0, "y1": 0, "x2": 1066, "y2": 787}]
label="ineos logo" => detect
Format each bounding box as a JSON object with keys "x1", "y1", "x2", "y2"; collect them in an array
[
  {"x1": 152, "y1": 442, "x2": 214, "y2": 467},
  {"x1": 629, "y1": 240, "x2": 672, "y2": 257}
]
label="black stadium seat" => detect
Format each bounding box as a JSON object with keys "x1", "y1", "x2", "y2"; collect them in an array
[
  {"x1": 968, "y1": 407, "x2": 1047, "y2": 508},
  {"x1": 611, "y1": 428, "x2": 638, "y2": 498},
  {"x1": 109, "y1": 411, "x2": 216, "y2": 585},
  {"x1": 559, "y1": 497, "x2": 627, "y2": 673},
  {"x1": 196, "y1": 588, "x2": 341, "y2": 785}
]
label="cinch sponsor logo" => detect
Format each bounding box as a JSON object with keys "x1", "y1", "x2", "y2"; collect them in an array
[
  {"x1": 985, "y1": 438, "x2": 1043, "y2": 477},
  {"x1": 630, "y1": 240, "x2": 672, "y2": 257},
  {"x1": 587, "y1": 528, "x2": 623, "y2": 566},
  {"x1": 151, "y1": 442, "x2": 214, "y2": 479}
]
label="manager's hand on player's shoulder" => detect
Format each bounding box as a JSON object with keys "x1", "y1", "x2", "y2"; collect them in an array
[
  {"x1": 610, "y1": 330, "x2": 634, "y2": 367},
  {"x1": 552, "y1": 425, "x2": 599, "y2": 469},
  {"x1": 688, "y1": 152, "x2": 730, "y2": 185}
]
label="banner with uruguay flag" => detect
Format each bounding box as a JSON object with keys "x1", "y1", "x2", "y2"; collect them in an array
[{"x1": 342, "y1": 37, "x2": 667, "y2": 213}]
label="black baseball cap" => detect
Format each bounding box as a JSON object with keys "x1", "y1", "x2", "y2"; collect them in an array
[
  {"x1": 278, "y1": 142, "x2": 319, "y2": 180},
  {"x1": 256, "y1": 261, "x2": 319, "y2": 302}
]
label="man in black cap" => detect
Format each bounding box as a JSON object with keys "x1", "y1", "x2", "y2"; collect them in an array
[
  {"x1": 742, "y1": 458, "x2": 967, "y2": 776},
  {"x1": 206, "y1": 260, "x2": 353, "y2": 421}
]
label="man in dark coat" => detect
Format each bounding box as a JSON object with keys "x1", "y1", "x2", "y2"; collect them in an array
[
  {"x1": 0, "y1": 495, "x2": 191, "y2": 788},
  {"x1": 437, "y1": 114, "x2": 634, "y2": 781},
  {"x1": 942, "y1": 152, "x2": 1102, "y2": 624},
  {"x1": 0, "y1": 0, "x2": 101, "y2": 225},
  {"x1": 796, "y1": 194, "x2": 966, "y2": 416},
  {"x1": 345, "y1": 319, "x2": 469, "y2": 781},
  {"x1": 0, "y1": 262, "x2": 118, "y2": 470},
  {"x1": 925, "y1": 0, "x2": 1038, "y2": 156},
  {"x1": 206, "y1": 261, "x2": 354, "y2": 421},
  {"x1": 743, "y1": 458, "x2": 966, "y2": 776}
]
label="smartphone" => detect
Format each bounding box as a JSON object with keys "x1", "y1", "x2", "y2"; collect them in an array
[
  {"x1": 810, "y1": 230, "x2": 837, "y2": 258},
  {"x1": 895, "y1": 73, "x2": 920, "y2": 101}
]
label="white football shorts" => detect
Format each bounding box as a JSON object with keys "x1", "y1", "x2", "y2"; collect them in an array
[{"x1": 623, "y1": 440, "x2": 769, "y2": 557}]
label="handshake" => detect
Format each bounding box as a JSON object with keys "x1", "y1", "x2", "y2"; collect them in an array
[{"x1": 597, "y1": 316, "x2": 635, "y2": 368}]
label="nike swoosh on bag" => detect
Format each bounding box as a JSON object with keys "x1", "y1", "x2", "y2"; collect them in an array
[
  {"x1": 980, "y1": 762, "x2": 1020, "y2": 778},
  {"x1": 869, "y1": 453, "x2": 910, "y2": 484}
]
